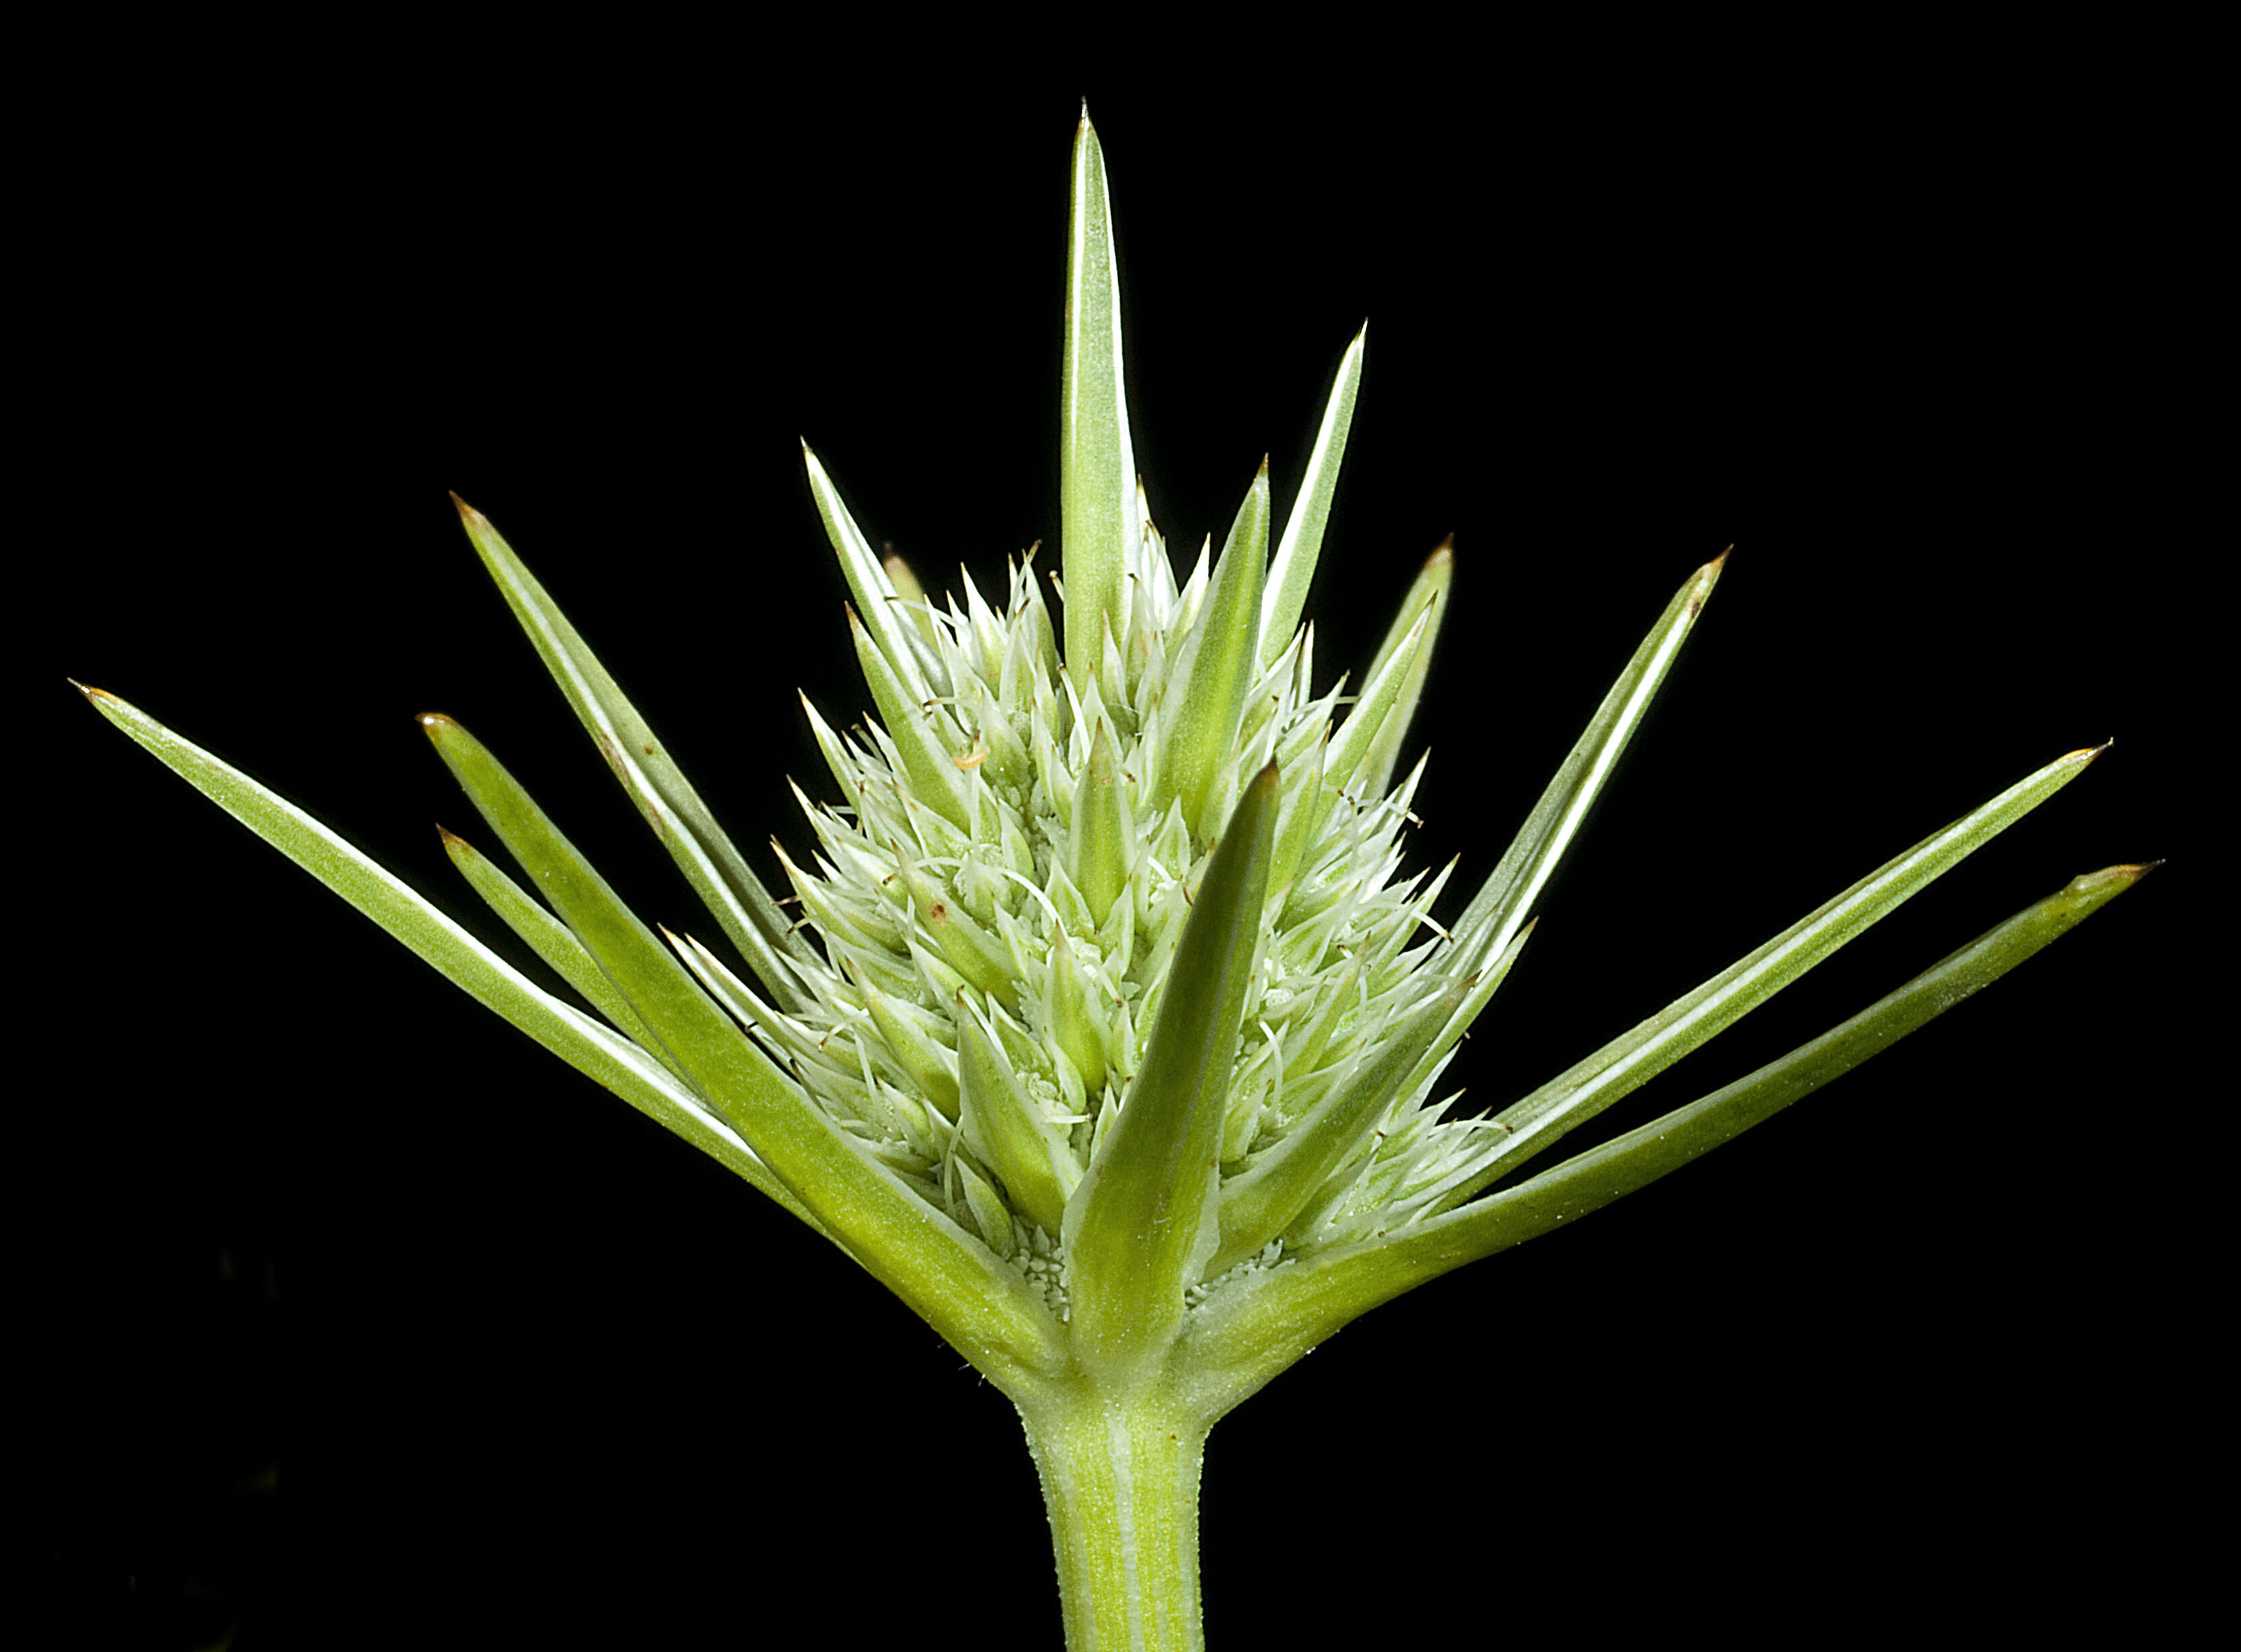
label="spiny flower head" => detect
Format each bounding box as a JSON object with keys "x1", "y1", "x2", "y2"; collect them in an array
[
  {"x1": 725, "y1": 450, "x2": 1488, "y2": 1302},
  {"x1": 78, "y1": 109, "x2": 2130, "y2": 1424},
  {"x1": 424, "y1": 111, "x2": 1719, "y2": 1324}
]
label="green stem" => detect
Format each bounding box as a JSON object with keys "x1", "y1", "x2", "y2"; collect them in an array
[{"x1": 1021, "y1": 1387, "x2": 1209, "y2": 1651}]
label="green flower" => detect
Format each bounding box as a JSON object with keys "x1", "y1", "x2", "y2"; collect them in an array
[{"x1": 77, "y1": 107, "x2": 2149, "y2": 1651}]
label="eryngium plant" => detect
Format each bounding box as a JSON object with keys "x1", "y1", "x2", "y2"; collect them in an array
[{"x1": 78, "y1": 111, "x2": 2147, "y2": 1649}]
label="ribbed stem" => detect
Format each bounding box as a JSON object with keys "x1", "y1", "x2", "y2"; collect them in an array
[{"x1": 1022, "y1": 1389, "x2": 1209, "y2": 1652}]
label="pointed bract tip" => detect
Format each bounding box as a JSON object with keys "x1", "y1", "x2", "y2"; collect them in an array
[
  {"x1": 448, "y1": 491, "x2": 485, "y2": 524},
  {"x1": 2070, "y1": 737, "x2": 2115, "y2": 766},
  {"x1": 1427, "y1": 537, "x2": 1454, "y2": 568},
  {"x1": 2066, "y1": 860, "x2": 2163, "y2": 901},
  {"x1": 67, "y1": 676, "x2": 103, "y2": 702},
  {"x1": 1685, "y1": 551, "x2": 1730, "y2": 615},
  {"x1": 435, "y1": 823, "x2": 469, "y2": 850},
  {"x1": 1251, "y1": 759, "x2": 1280, "y2": 794},
  {"x1": 1255, "y1": 453, "x2": 1271, "y2": 480}
]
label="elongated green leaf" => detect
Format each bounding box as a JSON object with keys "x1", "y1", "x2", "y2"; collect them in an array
[
  {"x1": 417, "y1": 712, "x2": 1068, "y2": 1395},
  {"x1": 72, "y1": 684, "x2": 825, "y2": 1233},
  {"x1": 1160, "y1": 461, "x2": 1269, "y2": 839},
  {"x1": 1395, "y1": 918, "x2": 1537, "y2": 1130},
  {"x1": 1322, "y1": 604, "x2": 1429, "y2": 800},
  {"x1": 1451, "y1": 553, "x2": 1725, "y2": 970},
  {"x1": 1175, "y1": 860, "x2": 2153, "y2": 1423},
  {"x1": 1063, "y1": 763, "x2": 1280, "y2": 1375},
  {"x1": 1061, "y1": 109, "x2": 1140, "y2": 692},
  {"x1": 1354, "y1": 541, "x2": 1452, "y2": 800},
  {"x1": 449, "y1": 498, "x2": 814, "y2": 1012},
  {"x1": 1424, "y1": 741, "x2": 2106, "y2": 1214},
  {"x1": 437, "y1": 825, "x2": 691, "y2": 1084},
  {"x1": 1260, "y1": 324, "x2": 1366, "y2": 665},
  {"x1": 800, "y1": 444, "x2": 945, "y2": 698}
]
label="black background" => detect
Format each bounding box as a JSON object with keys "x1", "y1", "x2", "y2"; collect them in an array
[{"x1": 36, "y1": 49, "x2": 2194, "y2": 1650}]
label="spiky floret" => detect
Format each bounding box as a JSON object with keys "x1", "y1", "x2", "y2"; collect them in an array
[{"x1": 705, "y1": 443, "x2": 1483, "y2": 1296}]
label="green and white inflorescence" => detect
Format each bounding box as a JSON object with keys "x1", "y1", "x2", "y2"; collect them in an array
[
  {"x1": 748, "y1": 449, "x2": 1506, "y2": 1313},
  {"x1": 79, "y1": 109, "x2": 2134, "y2": 1406}
]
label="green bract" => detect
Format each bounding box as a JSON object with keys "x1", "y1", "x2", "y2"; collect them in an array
[{"x1": 78, "y1": 109, "x2": 2149, "y2": 1651}]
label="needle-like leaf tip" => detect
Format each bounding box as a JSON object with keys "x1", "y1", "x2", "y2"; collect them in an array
[
  {"x1": 66, "y1": 677, "x2": 105, "y2": 702},
  {"x1": 1685, "y1": 551, "x2": 1729, "y2": 615},
  {"x1": 436, "y1": 824, "x2": 468, "y2": 849},
  {"x1": 448, "y1": 491, "x2": 485, "y2": 524}
]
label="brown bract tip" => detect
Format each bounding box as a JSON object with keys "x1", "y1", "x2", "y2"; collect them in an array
[
  {"x1": 417, "y1": 712, "x2": 458, "y2": 736},
  {"x1": 1686, "y1": 550, "x2": 1730, "y2": 615},
  {"x1": 448, "y1": 491, "x2": 484, "y2": 523},
  {"x1": 67, "y1": 676, "x2": 107, "y2": 702},
  {"x1": 435, "y1": 823, "x2": 469, "y2": 850}
]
